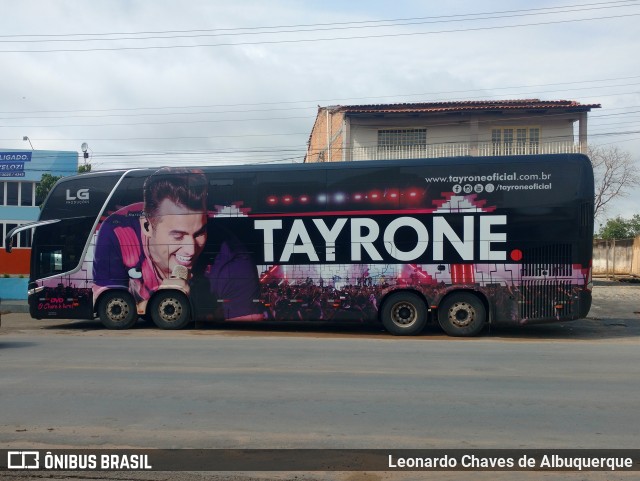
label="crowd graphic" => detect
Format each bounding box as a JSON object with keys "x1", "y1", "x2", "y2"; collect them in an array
[
  {"x1": 257, "y1": 263, "x2": 440, "y2": 322},
  {"x1": 254, "y1": 261, "x2": 585, "y2": 324},
  {"x1": 259, "y1": 283, "x2": 386, "y2": 322}
]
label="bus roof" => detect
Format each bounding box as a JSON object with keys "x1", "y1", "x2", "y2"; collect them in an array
[{"x1": 73, "y1": 153, "x2": 591, "y2": 179}]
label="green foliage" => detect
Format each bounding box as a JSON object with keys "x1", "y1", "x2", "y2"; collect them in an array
[
  {"x1": 598, "y1": 214, "x2": 640, "y2": 239},
  {"x1": 78, "y1": 163, "x2": 92, "y2": 174},
  {"x1": 35, "y1": 173, "x2": 62, "y2": 206}
]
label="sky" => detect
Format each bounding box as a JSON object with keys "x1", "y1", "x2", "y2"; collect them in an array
[{"x1": 0, "y1": 0, "x2": 639, "y2": 222}]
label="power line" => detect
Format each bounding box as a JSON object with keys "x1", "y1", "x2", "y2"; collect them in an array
[
  {"x1": 2, "y1": 1, "x2": 635, "y2": 40},
  {"x1": 1, "y1": 1, "x2": 637, "y2": 44},
  {"x1": 68, "y1": 130, "x2": 640, "y2": 161},
  {"x1": 1, "y1": 12, "x2": 638, "y2": 54},
  {"x1": 7, "y1": 127, "x2": 640, "y2": 172},
  {"x1": 3, "y1": 75, "x2": 639, "y2": 116},
  {"x1": 4, "y1": 101, "x2": 634, "y2": 133},
  {"x1": 0, "y1": 115, "x2": 313, "y2": 129},
  {"x1": 2, "y1": 89, "x2": 636, "y2": 127},
  {"x1": 0, "y1": 132, "x2": 312, "y2": 142}
]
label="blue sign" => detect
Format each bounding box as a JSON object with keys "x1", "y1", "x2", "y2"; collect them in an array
[
  {"x1": 0, "y1": 152, "x2": 32, "y2": 162},
  {"x1": 0, "y1": 151, "x2": 32, "y2": 177}
]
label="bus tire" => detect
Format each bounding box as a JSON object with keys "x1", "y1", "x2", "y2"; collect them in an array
[
  {"x1": 150, "y1": 290, "x2": 191, "y2": 330},
  {"x1": 438, "y1": 292, "x2": 486, "y2": 337},
  {"x1": 98, "y1": 291, "x2": 138, "y2": 330},
  {"x1": 381, "y1": 292, "x2": 427, "y2": 336}
]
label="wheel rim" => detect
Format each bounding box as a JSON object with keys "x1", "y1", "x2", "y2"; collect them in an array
[
  {"x1": 158, "y1": 297, "x2": 183, "y2": 323},
  {"x1": 106, "y1": 298, "x2": 129, "y2": 322},
  {"x1": 390, "y1": 301, "x2": 418, "y2": 328},
  {"x1": 448, "y1": 301, "x2": 476, "y2": 328}
]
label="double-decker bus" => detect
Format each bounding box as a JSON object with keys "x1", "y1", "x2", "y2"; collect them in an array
[{"x1": 5, "y1": 154, "x2": 594, "y2": 336}]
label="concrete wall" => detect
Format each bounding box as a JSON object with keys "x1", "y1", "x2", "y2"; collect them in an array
[
  {"x1": 0, "y1": 249, "x2": 31, "y2": 275},
  {"x1": 593, "y1": 236, "x2": 640, "y2": 277}
]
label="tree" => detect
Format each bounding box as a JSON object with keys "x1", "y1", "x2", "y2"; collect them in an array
[
  {"x1": 597, "y1": 214, "x2": 640, "y2": 239},
  {"x1": 589, "y1": 145, "x2": 640, "y2": 219},
  {"x1": 35, "y1": 173, "x2": 61, "y2": 206}
]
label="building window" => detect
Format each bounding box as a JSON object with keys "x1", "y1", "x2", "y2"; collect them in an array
[
  {"x1": 376, "y1": 129, "x2": 427, "y2": 159},
  {"x1": 492, "y1": 127, "x2": 540, "y2": 155},
  {"x1": 6, "y1": 182, "x2": 18, "y2": 206},
  {"x1": 21, "y1": 182, "x2": 34, "y2": 206},
  {"x1": 378, "y1": 129, "x2": 427, "y2": 147},
  {"x1": 1, "y1": 222, "x2": 33, "y2": 248},
  {"x1": 0, "y1": 181, "x2": 36, "y2": 207}
]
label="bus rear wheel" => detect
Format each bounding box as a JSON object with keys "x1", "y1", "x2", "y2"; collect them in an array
[
  {"x1": 150, "y1": 291, "x2": 191, "y2": 330},
  {"x1": 98, "y1": 291, "x2": 138, "y2": 330},
  {"x1": 437, "y1": 292, "x2": 486, "y2": 337},
  {"x1": 381, "y1": 292, "x2": 427, "y2": 336}
]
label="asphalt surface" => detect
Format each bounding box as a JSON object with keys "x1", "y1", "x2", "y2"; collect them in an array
[{"x1": 1, "y1": 280, "x2": 639, "y2": 481}]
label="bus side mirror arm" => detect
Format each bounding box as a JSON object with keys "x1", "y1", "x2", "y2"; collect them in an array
[{"x1": 4, "y1": 219, "x2": 61, "y2": 253}]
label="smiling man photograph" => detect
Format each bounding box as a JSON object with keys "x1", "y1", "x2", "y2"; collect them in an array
[{"x1": 92, "y1": 167, "x2": 261, "y2": 322}]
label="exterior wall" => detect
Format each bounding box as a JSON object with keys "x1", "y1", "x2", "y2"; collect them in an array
[
  {"x1": 0, "y1": 277, "x2": 29, "y2": 301},
  {"x1": 1, "y1": 149, "x2": 78, "y2": 275},
  {"x1": 593, "y1": 236, "x2": 640, "y2": 277},
  {"x1": 0, "y1": 249, "x2": 31, "y2": 275},
  {"x1": 349, "y1": 114, "x2": 576, "y2": 159},
  {"x1": 350, "y1": 117, "x2": 469, "y2": 149},
  {"x1": 306, "y1": 109, "x2": 346, "y2": 162},
  {"x1": 306, "y1": 106, "x2": 586, "y2": 163}
]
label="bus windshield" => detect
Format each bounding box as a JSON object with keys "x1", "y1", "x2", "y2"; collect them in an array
[{"x1": 32, "y1": 216, "x2": 96, "y2": 280}]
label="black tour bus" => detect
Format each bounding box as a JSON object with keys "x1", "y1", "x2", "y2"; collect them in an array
[{"x1": 6, "y1": 154, "x2": 594, "y2": 336}]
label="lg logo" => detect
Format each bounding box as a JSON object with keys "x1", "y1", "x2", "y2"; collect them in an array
[
  {"x1": 66, "y1": 188, "x2": 89, "y2": 201},
  {"x1": 65, "y1": 188, "x2": 90, "y2": 202}
]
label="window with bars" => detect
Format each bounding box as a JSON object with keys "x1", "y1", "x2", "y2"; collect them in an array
[
  {"x1": 378, "y1": 129, "x2": 427, "y2": 147},
  {"x1": 0, "y1": 181, "x2": 37, "y2": 206},
  {"x1": 492, "y1": 127, "x2": 540, "y2": 155}
]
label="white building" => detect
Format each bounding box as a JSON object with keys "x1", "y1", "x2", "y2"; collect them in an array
[{"x1": 305, "y1": 99, "x2": 600, "y2": 163}]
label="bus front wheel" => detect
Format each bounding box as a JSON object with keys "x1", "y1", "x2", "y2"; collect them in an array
[
  {"x1": 381, "y1": 292, "x2": 427, "y2": 336},
  {"x1": 437, "y1": 292, "x2": 486, "y2": 337},
  {"x1": 150, "y1": 291, "x2": 191, "y2": 330},
  {"x1": 98, "y1": 291, "x2": 138, "y2": 330}
]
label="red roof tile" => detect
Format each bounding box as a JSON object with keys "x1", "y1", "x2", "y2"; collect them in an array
[{"x1": 330, "y1": 99, "x2": 600, "y2": 114}]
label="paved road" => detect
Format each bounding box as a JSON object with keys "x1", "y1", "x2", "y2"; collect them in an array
[{"x1": 1, "y1": 281, "x2": 639, "y2": 481}]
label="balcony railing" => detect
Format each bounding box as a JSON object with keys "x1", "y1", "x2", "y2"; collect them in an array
[{"x1": 350, "y1": 141, "x2": 582, "y2": 161}]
